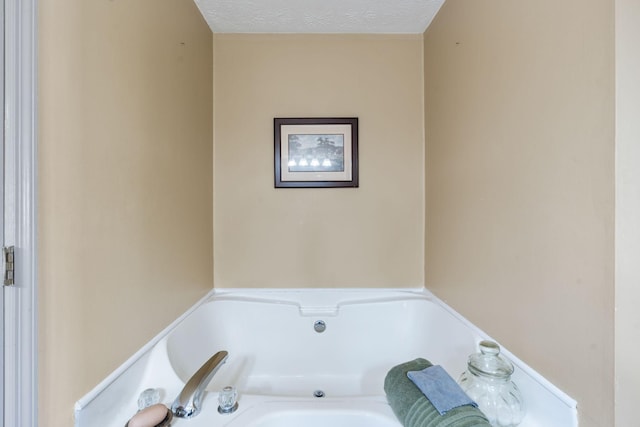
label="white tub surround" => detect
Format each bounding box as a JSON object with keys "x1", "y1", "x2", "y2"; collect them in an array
[{"x1": 75, "y1": 289, "x2": 577, "y2": 427}]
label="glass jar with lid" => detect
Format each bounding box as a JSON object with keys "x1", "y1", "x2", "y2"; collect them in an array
[{"x1": 458, "y1": 340, "x2": 525, "y2": 427}]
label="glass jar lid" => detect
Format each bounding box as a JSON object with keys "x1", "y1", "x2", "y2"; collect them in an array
[{"x1": 467, "y1": 340, "x2": 514, "y2": 380}]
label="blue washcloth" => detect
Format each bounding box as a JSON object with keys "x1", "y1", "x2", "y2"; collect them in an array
[{"x1": 407, "y1": 365, "x2": 477, "y2": 415}]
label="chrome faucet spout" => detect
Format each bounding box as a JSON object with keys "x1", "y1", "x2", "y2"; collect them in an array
[{"x1": 172, "y1": 350, "x2": 229, "y2": 418}]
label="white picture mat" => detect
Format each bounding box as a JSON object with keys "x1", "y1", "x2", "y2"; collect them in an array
[{"x1": 280, "y1": 124, "x2": 353, "y2": 182}]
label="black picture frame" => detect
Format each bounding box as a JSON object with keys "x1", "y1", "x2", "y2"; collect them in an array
[{"x1": 274, "y1": 117, "x2": 359, "y2": 188}]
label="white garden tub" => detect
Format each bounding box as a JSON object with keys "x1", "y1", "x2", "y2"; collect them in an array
[{"x1": 75, "y1": 289, "x2": 577, "y2": 427}]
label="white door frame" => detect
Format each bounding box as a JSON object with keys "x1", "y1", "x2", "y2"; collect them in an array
[
  {"x1": 1, "y1": 0, "x2": 6, "y2": 418},
  {"x1": 3, "y1": 0, "x2": 38, "y2": 425}
]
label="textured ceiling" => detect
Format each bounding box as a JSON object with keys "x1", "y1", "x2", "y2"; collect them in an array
[{"x1": 193, "y1": 0, "x2": 446, "y2": 34}]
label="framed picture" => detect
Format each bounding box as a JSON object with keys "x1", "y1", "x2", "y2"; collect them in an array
[{"x1": 274, "y1": 117, "x2": 359, "y2": 188}]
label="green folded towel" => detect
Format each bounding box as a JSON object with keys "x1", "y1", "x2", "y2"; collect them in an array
[{"x1": 384, "y1": 358, "x2": 491, "y2": 427}]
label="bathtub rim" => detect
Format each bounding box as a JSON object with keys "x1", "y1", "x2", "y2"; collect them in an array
[
  {"x1": 74, "y1": 287, "x2": 578, "y2": 425},
  {"x1": 74, "y1": 287, "x2": 430, "y2": 414}
]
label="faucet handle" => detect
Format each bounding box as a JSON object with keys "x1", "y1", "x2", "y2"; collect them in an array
[
  {"x1": 217, "y1": 386, "x2": 239, "y2": 414},
  {"x1": 137, "y1": 388, "x2": 161, "y2": 410}
]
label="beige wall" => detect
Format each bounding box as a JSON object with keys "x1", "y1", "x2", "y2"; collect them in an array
[
  {"x1": 34, "y1": 1, "x2": 627, "y2": 425},
  {"x1": 213, "y1": 35, "x2": 425, "y2": 288},
  {"x1": 423, "y1": 2, "x2": 614, "y2": 427},
  {"x1": 615, "y1": 0, "x2": 640, "y2": 424},
  {"x1": 38, "y1": 0, "x2": 213, "y2": 425}
]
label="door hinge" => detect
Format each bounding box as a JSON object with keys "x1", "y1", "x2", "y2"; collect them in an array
[{"x1": 4, "y1": 246, "x2": 15, "y2": 286}]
